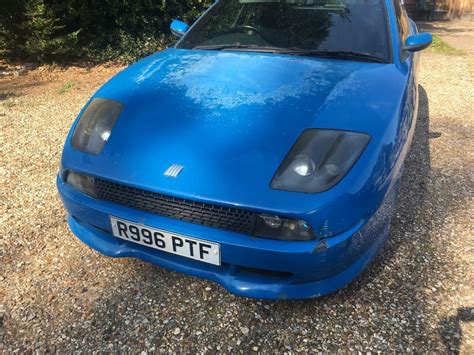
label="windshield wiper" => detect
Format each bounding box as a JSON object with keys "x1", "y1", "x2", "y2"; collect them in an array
[
  {"x1": 281, "y1": 49, "x2": 387, "y2": 63},
  {"x1": 192, "y1": 45, "x2": 387, "y2": 63},
  {"x1": 193, "y1": 44, "x2": 285, "y2": 53}
]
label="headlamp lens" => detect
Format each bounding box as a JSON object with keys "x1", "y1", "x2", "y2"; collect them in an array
[
  {"x1": 291, "y1": 154, "x2": 316, "y2": 176},
  {"x1": 271, "y1": 129, "x2": 370, "y2": 193},
  {"x1": 72, "y1": 98, "x2": 123, "y2": 155}
]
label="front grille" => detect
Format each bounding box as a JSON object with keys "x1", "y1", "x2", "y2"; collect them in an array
[{"x1": 95, "y1": 179, "x2": 257, "y2": 235}]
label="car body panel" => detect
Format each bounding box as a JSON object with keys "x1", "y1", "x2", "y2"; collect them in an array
[
  {"x1": 61, "y1": 49, "x2": 414, "y2": 237},
  {"x1": 58, "y1": 0, "x2": 425, "y2": 299},
  {"x1": 57, "y1": 162, "x2": 402, "y2": 300}
]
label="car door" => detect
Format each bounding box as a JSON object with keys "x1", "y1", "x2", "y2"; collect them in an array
[{"x1": 393, "y1": 0, "x2": 419, "y2": 152}]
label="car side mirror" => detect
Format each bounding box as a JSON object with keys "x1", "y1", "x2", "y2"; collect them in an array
[
  {"x1": 170, "y1": 19, "x2": 190, "y2": 38},
  {"x1": 404, "y1": 33, "x2": 433, "y2": 53}
]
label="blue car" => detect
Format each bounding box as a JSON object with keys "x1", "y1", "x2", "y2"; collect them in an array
[{"x1": 58, "y1": 0, "x2": 432, "y2": 300}]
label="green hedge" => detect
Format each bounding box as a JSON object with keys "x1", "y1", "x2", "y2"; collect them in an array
[{"x1": 0, "y1": 0, "x2": 212, "y2": 63}]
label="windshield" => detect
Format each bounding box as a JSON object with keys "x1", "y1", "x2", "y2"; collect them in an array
[{"x1": 177, "y1": 0, "x2": 390, "y2": 62}]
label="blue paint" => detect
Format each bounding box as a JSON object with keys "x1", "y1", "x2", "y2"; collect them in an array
[
  {"x1": 405, "y1": 33, "x2": 433, "y2": 52},
  {"x1": 170, "y1": 20, "x2": 190, "y2": 38},
  {"x1": 58, "y1": 1, "x2": 431, "y2": 300}
]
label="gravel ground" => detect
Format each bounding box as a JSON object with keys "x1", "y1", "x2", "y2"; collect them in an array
[
  {"x1": 419, "y1": 20, "x2": 474, "y2": 53},
  {"x1": 1, "y1": 48, "x2": 473, "y2": 352}
]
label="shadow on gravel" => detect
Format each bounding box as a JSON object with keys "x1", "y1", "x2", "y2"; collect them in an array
[
  {"x1": 439, "y1": 307, "x2": 474, "y2": 354},
  {"x1": 417, "y1": 21, "x2": 474, "y2": 35},
  {"x1": 0, "y1": 82, "x2": 43, "y2": 101}
]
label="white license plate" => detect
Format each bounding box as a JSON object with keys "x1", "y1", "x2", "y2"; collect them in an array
[{"x1": 110, "y1": 217, "x2": 221, "y2": 266}]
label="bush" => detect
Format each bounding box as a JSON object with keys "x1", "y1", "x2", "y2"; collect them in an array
[
  {"x1": 0, "y1": 0, "x2": 212, "y2": 64},
  {"x1": 0, "y1": 0, "x2": 28, "y2": 60},
  {"x1": 23, "y1": 0, "x2": 81, "y2": 61}
]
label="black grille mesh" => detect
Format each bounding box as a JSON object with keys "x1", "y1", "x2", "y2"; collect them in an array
[{"x1": 95, "y1": 179, "x2": 257, "y2": 235}]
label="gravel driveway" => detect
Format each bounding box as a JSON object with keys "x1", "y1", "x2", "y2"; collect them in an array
[{"x1": 1, "y1": 48, "x2": 473, "y2": 352}]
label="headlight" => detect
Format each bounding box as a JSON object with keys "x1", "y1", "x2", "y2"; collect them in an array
[
  {"x1": 254, "y1": 214, "x2": 316, "y2": 241},
  {"x1": 71, "y1": 98, "x2": 123, "y2": 155},
  {"x1": 271, "y1": 129, "x2": 370, "y2": 193},
  {"x1": 66, "y1": 171, "x2": 97, "y2": 197}
]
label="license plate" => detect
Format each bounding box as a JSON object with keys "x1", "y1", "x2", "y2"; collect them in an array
[{"x1": 110, "y1": 217, "x2": 221, "y2": 266}]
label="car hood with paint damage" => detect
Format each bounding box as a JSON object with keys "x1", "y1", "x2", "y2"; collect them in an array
[{"x1": 63, "y1": 48, "x2": 408, "y2": 212}]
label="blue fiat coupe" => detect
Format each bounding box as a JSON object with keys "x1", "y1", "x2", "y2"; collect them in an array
[{"x1": 58, "y1": 0, "x2": 432, "y2": 300}]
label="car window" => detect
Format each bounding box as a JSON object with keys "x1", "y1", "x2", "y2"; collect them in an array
[
  {"x1": 392, "y1": 0, "x2": 411, "y2": 54},
  {"x1": 178, "y1": 0, "x2": 391, "y2": 62}
]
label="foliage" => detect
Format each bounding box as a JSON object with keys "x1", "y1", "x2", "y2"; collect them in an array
[
  {"x1": 0, "y1": 0, "x2": 28, "y2": 59},
  {"x1": 0, "y1": 0, "x2": 213, "y2": 63},
  {"x1": 23, "y1": 0, "x2": 80, "y2": 61},
  {"x1": 58, "y1": 80, "x2": 77, "y2": 94}
]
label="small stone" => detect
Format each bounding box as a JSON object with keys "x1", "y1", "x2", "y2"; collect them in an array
[
  {"x1": 240, "y1": 326, "x2": 249, "y2": 335},
  {"x1": 173, "y1": 327, "x2": 181, "y2": 335}
]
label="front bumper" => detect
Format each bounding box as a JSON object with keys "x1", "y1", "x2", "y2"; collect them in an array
[{"x1": 57, "y1": 175, "x2": 399, "y2": 300}]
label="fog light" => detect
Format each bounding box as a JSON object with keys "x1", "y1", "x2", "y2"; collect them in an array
[
  {"x1": 255, "y1": 214, "x2": 316, "y2": 241},
  {"x1": 66, "y1": 171, "x2": 97, "y2": 197}
]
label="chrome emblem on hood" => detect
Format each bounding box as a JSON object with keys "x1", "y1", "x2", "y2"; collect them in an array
[{"x1": 164, "y1": 164, "x2": 184, "y2": 178}]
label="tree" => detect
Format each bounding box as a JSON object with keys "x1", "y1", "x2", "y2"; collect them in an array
[
  {"x1": 22, "y1": 0, "x2": 80, "y2": 61},
  {"x1": 0, "y1": 0, "x2": 212, "y2": 63}
]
